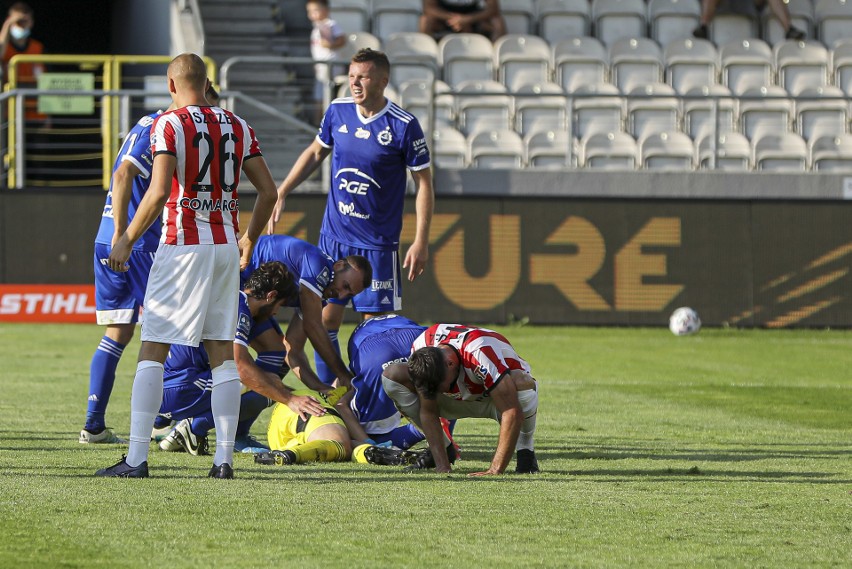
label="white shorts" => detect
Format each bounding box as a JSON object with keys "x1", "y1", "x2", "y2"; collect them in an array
[{"x1": 141, "y1": 243, "x2": 240, "y2": 346}]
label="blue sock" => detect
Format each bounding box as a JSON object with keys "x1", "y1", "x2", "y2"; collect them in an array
[
  {"x1": 236, "y1": 391, "x2": 269, "y2": 436},
  {"x1": 389, "y1": 423, "x2": 426, "y2": 450},
  {"x1": 313, "y1": 328, "x2": 340, "y2": 386},
  {"x1": 191, "y1": 413, "x2": 214, "y2": 437},
  {"x1": 84, "y1": 336, "x2": 126, "y2": 432}
]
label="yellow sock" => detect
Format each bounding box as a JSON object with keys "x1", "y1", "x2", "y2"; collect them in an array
[
  {"x1": 351, "y1": 443, "x2": 371, "y2": 464},
  {"x1": 292, "y1": 439, "x2": 345, "y2": 463}
]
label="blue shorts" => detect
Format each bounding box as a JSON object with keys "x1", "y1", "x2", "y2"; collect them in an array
[
  {"x1": 159, "y1": 374, "x2": 211, "y2": 422},
  {"x1": 318, "y1": 233, "x2": 402, "y2": 313},
  {"x1": 93, "y1": 243, "x2": 156, "y2": 325}
]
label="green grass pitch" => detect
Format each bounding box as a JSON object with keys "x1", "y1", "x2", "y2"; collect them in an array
[{"x1": 0, "y1": 323, "x2": 850, "y2": 568}]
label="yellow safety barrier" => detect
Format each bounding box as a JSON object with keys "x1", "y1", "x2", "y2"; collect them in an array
[{"x1": 5, "y1": 54, "x2": 217, "y2": 190}]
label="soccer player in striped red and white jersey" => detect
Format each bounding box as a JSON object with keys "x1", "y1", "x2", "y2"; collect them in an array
[
  {"x1": 382, "y1": 324, "x2": 540, "y2": 475},
  {"x1": 96, "y1": 53, "x2": 309, "y2": 479}
]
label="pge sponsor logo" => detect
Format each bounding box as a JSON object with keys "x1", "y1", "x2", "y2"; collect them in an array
[
  {"x1": 338, "y1": 201, "x2": 371, "y2": 220},
  {"x1": 337, "y1": 167, "x2": 381, "y2": 194},
  {"x1": 381, "y1": 357, "x2": 409, "y2": 370},
  {"x1": 339, "y1": 179, "x2": 369, "y2": 195},
  {"x1": 372, "y1": 279, "x2": 393, "y2": 291},
  {"x1": 179, "y1": 197, "x2": 239, "y2": 211}
]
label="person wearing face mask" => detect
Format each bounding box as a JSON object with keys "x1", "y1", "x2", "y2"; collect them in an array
[{"x1": 1, "y1": 2, "x2": 43, "y2": 87}]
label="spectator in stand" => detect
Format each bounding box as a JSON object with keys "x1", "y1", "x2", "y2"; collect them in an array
[
  {"x1": 692, "y1": 0, "x2": 805, "y2": 41},
  {"x1": 307, "y1": 0, "x2": 347, "y2": 125},
  {"x1": 1, "y1": 2, "x2": 43, "y2": 85},
  {"x1": 420, "y1": 0, "x2": 506, "y2": 42}
]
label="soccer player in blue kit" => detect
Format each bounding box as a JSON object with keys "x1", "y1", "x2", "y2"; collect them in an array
[
  {"x1": 81, "y1": 111, "x2": 162, "y2": 444},
  {"x1": 270, "y1": 48, "x2": 435, "y2": 385},
  {"x1": 156, "y1": 261, "x2": 325, "y2": 455}
]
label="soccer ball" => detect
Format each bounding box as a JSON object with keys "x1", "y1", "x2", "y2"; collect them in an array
[{"x1": 669, "y1": 307, "x2": 701, "y2": 336}]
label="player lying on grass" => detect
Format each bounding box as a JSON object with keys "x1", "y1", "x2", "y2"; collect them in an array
[
  {"x1": 255, "y1": 385, "x2": 418, "y2": 466},
  {"x1": 382, "y1": 324, "x2": 540, "y2": 475}
]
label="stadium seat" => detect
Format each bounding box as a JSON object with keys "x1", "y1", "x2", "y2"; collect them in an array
[
  {"x1": 754, "y1": 132, "x2": 808, "y2": 171},
  {"x1": 609, "y1": 38, "x2": 665, "y2": 94},
  {"x1": 815, "y1": 0, "x2": 852, "y2": 49},
  {"x1": 371, "y1": 0, "x2": 421, "y2": 42},
  {"x1": 697, "y1": 132, "x2": 752, "y2": 170},
  {"x1": 774, "y1": 40, "x2": 830, "y2": 96},
  {"x1": 334, "y1": 31, "x2": 382, "y2": 67},
  {"x1": 398, "y1": 79, "x2": 454, "y2": 130},
  {"x1": 626, "y1": 83, "x2": 681, "y2": 141},
  {"x1": 709, "y1": 13, "x2": 757, "y2": 46},
  {"x1": 513, "y1": 81, "x2": 569, "y2": 137},
  {"x1": 431, "y1": 124, "x2": 468, "y2": 168},
  {"x1": 571, "y1": 82, "x2": 625, "y2": 139},
  {"x1": 592, "y1": 0, "x2": 648, "y2": 47},
  {"x1": 762, "y1": 0, "x2": 814, "y2": 46},
  {"x1": 810, "y1": 133, "x2": 852, "y2": 172},
  {"x1": 719, "y1": 39, "x2": 774, "y2": 95},
  {"x1": 537, "y1": 0, "x2": 592, "y2": 44},
  {"x1": 525, "y1": 129, "x2": 576, "y2": 169},
  {"x1": 500, "y1": 0, "x2": 537, "y2": 35},
  {"x1": 648, "y1": 0, "x2": 701, "y2": 48},
  {"x1": 831, "y1": 39, "x2": 852, "y2": 96},
  {"x1": 454, "y1": 79, "x2": 512, "y2": 134},
  {"x1": 330, "y1": 0, "x2": 371, "y2": 33},
  {"x1": 664, "y1": 38, "x2": 719, "y2": 94},
  {"x1": 794, "y1": 86, "x2": 848, "y2": 141},
  {"x1": 468, "y1": 129, "x2": 526, "y2": 168},
  {"x1": 582, "y1": 131, "x2": 638, "y2": 169},
  {"x1": 738, "y1": 85, "x2": 792, "y2": 140},
  {"x1": 641, "y1": 131, "x2": 695, "y2": 169},
  {"x1": 494, "y1": 35, "x2": 552, "y2": 91},
  {"x1": 553, "y1": 37, "x2": 609, "y2": 93},
  {"x1": 683, "y1": 84, "x2": 736, "y2": 141},
  {"x1": 438, "y1": 33, "x2": 494, "y2": 87},
  {"x1": 384, "y1": 32, "x2": 439, "y2": 88}
]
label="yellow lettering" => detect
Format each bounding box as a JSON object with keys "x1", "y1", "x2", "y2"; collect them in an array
[
  {"x1": 614, "y1": 217, "x2": 683, "y2": 311},
  {"x1": 529, "y1": 216, "x2": 610, "y2": 310}
]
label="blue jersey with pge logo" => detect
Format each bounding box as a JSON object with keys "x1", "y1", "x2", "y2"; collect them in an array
[
  {"x1": 95, "y1": 112, "x2": 161, "y2": 251},
  {"x1": 241, "y1": 235, "x2": 336, "y2": 308},
  {"x1": 317, "y1": 98, "x2": 431, "y2": 250}
]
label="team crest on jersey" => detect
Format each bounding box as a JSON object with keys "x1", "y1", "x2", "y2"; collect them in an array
[
  {"x1": 316, "y1": 267, "x2": 331, "y2": 288},
  {"x1": 473, "y1": 364, "x2": 488, "y2": 382},
  {"x1": 377, "y1": 127, "x2": 393, "y2": 146},
  {"x1": 355, "y1": 127, "x2": 370, "y2": 140},
  {"x1": 338, "y1": 124, "x2": 348, "y2": 133}
]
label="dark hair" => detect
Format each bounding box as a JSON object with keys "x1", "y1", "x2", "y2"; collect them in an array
[
  {"x1": 245, "y1": 261, "x2": 298, "y2": 304},
  {"x1": 351, "y1": 48, "x2": 390, "y2": 75},
  {"x1": 306, "y1": 0, "x2": 329, "y2": 6},
  {"x1": 344, "y1": 254, "x2": 372, "y2": 289},
  {"x1": 408, "y1": 346, "x2": 446, "y2": 400}
]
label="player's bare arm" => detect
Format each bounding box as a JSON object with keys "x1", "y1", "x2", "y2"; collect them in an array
[
  {"x1": 109, "y1": 160, "x2": 143, "y2": 247},
  {"x1": 299, "y1": 287, "x2": 354, "y2": 386},
  {"x1": 403, "y1": 167, "x2": 434, "y2": 281},
  {"x1": 107, "y1": 154, "x2": 173, "y2": 272},
  {"x1": 240, "y1": 155, "x2": 278, "y2": 269},
  {"x1": 234, "y1": 342, "x2": 326, "y2": 420},
  {"x1": 469, "y1": 373, "x2": 524, "y2": 477},
  {"x1": 269, "y1": 140, "x2": 331, "y2": 233},
  {"x1": 419, "y1": 396, "x2": 452, "y2": 473},
  {"x1": 283, "y1": 312, "x2": 335, "y2": 393}
]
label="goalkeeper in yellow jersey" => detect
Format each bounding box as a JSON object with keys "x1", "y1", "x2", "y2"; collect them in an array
[{"x1": 255, "y1": 386, "x2": 419, "y2": 466}]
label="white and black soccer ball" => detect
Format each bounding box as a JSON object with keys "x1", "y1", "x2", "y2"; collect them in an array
[{"x1": 669, "y1": 307, "x2": 701, "y2": 336}]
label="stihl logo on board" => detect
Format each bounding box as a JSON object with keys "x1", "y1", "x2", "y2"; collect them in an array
[{"x1": 0, "y1": 285, "x2": 96, "y2": 323}]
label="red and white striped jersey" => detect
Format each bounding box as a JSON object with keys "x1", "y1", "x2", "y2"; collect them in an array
[
  {"x1": 412, "y1": 324, "x2": 532, "y2": 400},
  {"x1": 151, "y1": 105, "x2": 262, "y2": 245}
]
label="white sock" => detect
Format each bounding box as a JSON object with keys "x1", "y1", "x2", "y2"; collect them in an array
[
  {"x1": 211, "y1": 361, "x2": 241, "y2": 467},
  {"x1": 126, "y1": 361, "x2": 164, "y2": 467},
  {"x1": 516, "y1": 388, "x2": 538, "y2": 452}
]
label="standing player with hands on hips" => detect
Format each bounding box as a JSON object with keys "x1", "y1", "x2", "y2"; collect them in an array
[
  {"x1": 270, "y1": 48, "x2": 435, "y2": 385},
  {"x1": 95, "y1": 53, "x2": 321, "y2": 479}
]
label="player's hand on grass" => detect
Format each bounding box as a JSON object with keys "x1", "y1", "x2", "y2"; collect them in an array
[
  {"x1": 467, "y1": 468, "x2": 502, "y2": 477},
  {"x1": 107, "y1": 236, "x2": 132, "y2": 272},
  {"x1": 288, "y1": 394, "x2": 327, "y2": 421}
]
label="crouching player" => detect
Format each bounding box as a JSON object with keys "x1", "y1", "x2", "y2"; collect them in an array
[
  {"x1": 157, "y1": 262, "x2": 327, "y2": 455},
  {"x1": 256, "y1": 386, "x2": 418, "y2": 466},
  {"x1": 382, "y1": 324, "x2": 539, "y2": 475}
]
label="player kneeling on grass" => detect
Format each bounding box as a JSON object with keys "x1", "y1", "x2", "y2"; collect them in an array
[
  {"x1": 382, "y1": 324, "x2": 540, "y2": 475},
  {"x1": 255, "y1": 386, "x2": 418, "y2": 467}
]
